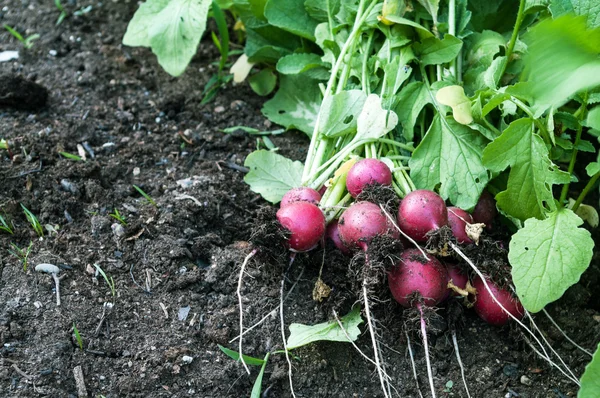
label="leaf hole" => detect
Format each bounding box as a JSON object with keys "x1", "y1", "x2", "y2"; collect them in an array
[
  {"x1": 278, "y1": 110, "x2": 286, "y2": 114},
  {"x1": 524, "y1": 247, "x2": 529, "y2": 251},
  {"x1": 343, "y1": 115, "x2": 354, "y2": 125}
]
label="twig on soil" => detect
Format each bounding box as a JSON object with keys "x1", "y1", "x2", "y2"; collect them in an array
[
  {"x1": 217, "y1": 160, "x2": 249, "y2": 173},
  {"x1": 94, "y1": 302, "x2": 114, "y2": 337},
  {"x1": 542, "y1": 309, "x2": 593, "y2": 357},
  {"x1": 11, "y1": 364, "x2": 33, "y2": 380},
  {"x1": 449, "y1": 242, "x2": 581, "y2": 386},
  {"x1": 451, "y1": 330, "x2": 471, "y2": 398},
  {"x1": 237, "y1": 249, "x2": 257, "y2": 375},
  {"x1": 7, "y1": 160, "x2": 43, "y2": 179},
  {"x1": 73, "y1": 365, "x2": 88, "y2": 398},
  {"x1": 34, "y1": 264, "x2": 61, "y2": 306},
  {"x1": 174, "y1": 194, "x2": 203, "y2": 207},
  {"x1": 363, "y1": 284, "x2": 392, "y2": 398},
  {"x1": 229, "y1": 265, "x2": 305, "y2": 344},
  {"x1": 379, "y1": 204, "x2": 429, "y2": 260},
  {"x1": 130, "y1": 263, "x2": 151, "y2": 294},
  {"x1": 281, "y1": 257, "x2": 297, "y2": 398},
  {"x1": 405, "y1": 331, "x2": 425, "y2": 398}
]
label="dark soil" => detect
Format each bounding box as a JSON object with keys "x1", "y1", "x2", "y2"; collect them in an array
[{"x1": 1, "y1": 1, "x2": 599, "y2": 397}]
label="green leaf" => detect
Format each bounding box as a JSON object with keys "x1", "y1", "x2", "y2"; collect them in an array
[
  {"x1": 262, "y1": 75, "x2": 322, "y2": 136},
  {"x1": 585, "y1": 106, "x2": 600, "y2": 130},
  {"x1": 482, "y1": 119, "x2": 571, "y2": 220},
  {"x1": 250, "y1": 352, "x2": 270, "y2": 398},
  {"x1": 217, "y1": 345, "x2": 266, "y2": 366},
  {"x1": 416, "y1": 0, "x2": 440, "y2": 21},
  {"x1": 414, "y1": 34, "x2": 463, "y2": 66},
  {"x1": 523, "y1": 15, "x2": 600, "y2": 114},
  {"x1": 264, "y1": 0, "x2": 318, "y2": 40},
  {"x1": 550, "y1": 0, "x2": 600, "y2": 29},
  {"x1": 243, "y1": 150, "x2": 304, "y2": 203},
  {"x1": 276, "y1": 53, "x2": 327, "y2": 75},
  {"x1": 286, "y1": 306, "x2": 362, "y2": 350},
  {"x1": 525, "y1": 0, "x2": 549, "y2": 13},
  {"x1": 579, "y1": 343, "x2": 600, "y2": 398},
  {"x1": 356, "y1": 94, "x2": 399, "y2": 140},
  {"x1": 435, "y1": 85, "x2": 473, "y2": 125},
  {"x1": 465, "y1": 30, "x2": 505, "y2": 67},
  {"x1": 382, "y1": 15, "x2": 434, "y2": 38},
  {"x1": 319, "y1": 90, "x2": 367, "y2": 138},
  {"x1": 410, "y1": 115, "x2": 489, "y2": 210},
  {"x1": 248, "y1": 69, "x2": 277, "y2": 96},
  {"x1": 304, "y1": 0, "x2": 341, "y2": 22},
  {"x1": 509, "y1": 208, "x2": 594, "y2": 313},
  {"x1": 587, "y1": 162, "x2": 600, "y2": 176},
  {"x1": 382, "y1": 53, "x2": 414, "y2": 107},
  {"x1": 394, "y1": 81, "x2": 433, "y2": 141},
  {"x1": 123, "y1": 0, "x2": 211, "y2": 77}
]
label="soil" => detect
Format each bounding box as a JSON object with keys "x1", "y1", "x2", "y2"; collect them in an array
[{"x1": 1, "y1": 1, "x2": 599, "y2": 397}]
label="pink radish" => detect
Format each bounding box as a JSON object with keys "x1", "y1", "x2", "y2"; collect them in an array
[
  {"x1": 276, "y1": 202, "x2": 325, "y2": 252},
  {"x1": 472, "y1": 191, "x2": 496, "y2": 229},
  {"x1": 397, "y1": 189, "x2": 448, "y2": 242},
  {"x1": 280, "y1": 187, "x2": 321, "y2": 207},
  {"x1": 472, "y1": 276, "x2": 524, "y2": 326},
  {"x1": 447, "y1": 207, "x2": 474, "y2": 244},
  {"x1": 326, "y1": 220, "x2": 351, "y2": 255},
  {"x1": 346, "y1": 158, "x2": 392, "y2": 198},
  {"x1": 338, "y1": 201, "x2": 398, "y2": 252}
]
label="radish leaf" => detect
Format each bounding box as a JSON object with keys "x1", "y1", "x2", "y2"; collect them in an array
[
  {"x1": 410, "y1": 115, "x2": 489, "y2": 210},
  {"x1": 579, "y1": 343, "x2": 600, "y2": 398},
  {"x1": 244, "y1": 150, "x2": 304, "y2": 204},
  {"x1": 394, "y1": 81, "x2": 433, "y2": 141},
  {"x1": 550, "y1": 0, "x2": 600, "y2": 29},
  {"x1": 483, "y1": 119, "x2": 570, "y2": 221},
  {"x1": 264, "y1": 0, "x2": 319, "y2": 41},
  {"x1": 319, "y1": 90, "x2": 367, "y2": 138},
  {"x1": 123, "y1": 0, "x2": 211, "y2": 77},
  {"x1": 509, "y1": 208, "x2": 594, "y2": 313}
]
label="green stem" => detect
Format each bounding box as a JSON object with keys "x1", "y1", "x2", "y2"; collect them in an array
[
  {"x1": 572, "y1": 172, "x2": 600, "y2": 212},
  {"x1": 448, "y1": 0, "x2": 457, "y2": 79},
  {"x1": 498, "y1": 0, "x2": 526, "y2": 81},
  {"x1": 560, "y1": 93, "x2": 588, "y2": 204}
]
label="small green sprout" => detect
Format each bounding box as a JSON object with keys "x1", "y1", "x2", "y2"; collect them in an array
[
  {"x1": 133, "y1": 185, "x2": 157, "y2": 207},
  {"x1": 0, "y1": 139, "x2": 8, "y2": 150},
  {"x1": 59, "y1": 152, "x2": 83, "y2": 161},
  {"x1": 3, "y1": 24, "x2": 40, "y2": 49},
  {"x1": 9, "y1": 241, "x2": 33, "y2": 271},
  {"x1": 21, "y1": 204, "x2": 43, "y2": 237},
  {"x1": 109, "y1": 208, "x2": 127, "y2": 225},
  {"x1": 54, "y1": 0, "x2": 68, "y2": 25},
  {"x1": 444, "y1": 380, "x2": 454, "y2": 393},
  {"x1": 0, "y1": 214, "x2": 14, "y2": 235},
  {"x1": 72, "y1": 322, "x2": 83, "y2": 350},
  {"x1": 94, "y1": 264, "x2": 116, "y2": 298}
]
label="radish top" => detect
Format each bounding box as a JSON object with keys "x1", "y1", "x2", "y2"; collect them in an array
[{"x1": 346, "y1": 158, "x2": 392, "y2": 198}]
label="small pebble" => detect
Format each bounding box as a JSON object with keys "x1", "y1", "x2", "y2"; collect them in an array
[
  {"x1": 181, "y1": 355, "x2": 193, "y2": 365},
  {"x1": 133, "y1": 167, "x2": 140, "y2": 176},
  {"x1": 49, "y1": 50, "x2": 57, "y2": 57},
  {"x1": 111, "y1": 223, "x2": 125, "y2": 237},
  {"x1": 520, "y1": 375, "x2": 532, "y2": 386},
  {"x1": 214, "y1": 105, "x2": 225, "y2": 113}
]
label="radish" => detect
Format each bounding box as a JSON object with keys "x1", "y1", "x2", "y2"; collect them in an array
[
  {"x1": 346, "y1": 158, "x2": 392, "y2": 198},
  {"x1": 388, "y1": 248, "x2": 448, "y2": 307},
  {"x1": 471, "y1": 191, "x2": 496, "y2": 229},
  {"x1": 338, "y1": 201, "x2": 398, "y2": 251},
  {"x1": 472, "y1": 276, "x2": 524, "y2": 326},
  {"x1": 276, "y1": 201, "x2": 325, "y2": 252},
  {"x1": 388, "y1": 248, "x2": 448, "y2": 398},
  {"x1": 280, "y1": 187, "x2": 321, "y2": 207},
  {"x1": 326, "y1": 219, "x2": 351, "y2": 255},
  {"x1": 447, "y1": 207, "x2": 474, "y2": 244},
  {"x1": 443, "y1": 263, "x2": 469, "y2": 300},
  {"x1": 397, "y1": 189, "x2": 448, "y2": 242}
]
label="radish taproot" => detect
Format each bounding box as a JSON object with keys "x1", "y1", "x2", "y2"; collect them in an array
[
  {"x1": 388, "y1": 248, "x2": 448, "y2": 307},
  {"x1": 346, "y1": 158, "x2": 392, "y2": 198},
  {"x1": 280, "y1": 187, "x2": 322, "y2": 207},
  {"x1": 338, "y1": 201, "x2": 398, "y2": 252},
  {"x1": 397, "y1": 189, "x2": 448, "y2": 242},
  {"x1": 447, "y1": 207, "x2": 474, "y2": 244},
  {"x1": 276, "y1": 201, "x2": 325, "y2": 252},
  {"x1": 472, "y1": 276, "x2": 524, "y2": 326}
]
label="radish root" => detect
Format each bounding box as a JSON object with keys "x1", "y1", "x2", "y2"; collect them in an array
[
  {"x1": 451, "y1": 330, "x2": 471, "y2": 398},
  {"x1": 542, "y1": 308, "x2": 593, "y2": 357},
  {"x1": 237, "y1": 248, "x2": 257, "y2": 374},
  {"x1": 418, "y1": 304, "x2": 437, "y2": 398},
  {"x1": 281, "y1": 258, "x2": 297, "y2": 397},
  {"x1": 405, "y1": 330, "x2": 425, "y2": 398}
]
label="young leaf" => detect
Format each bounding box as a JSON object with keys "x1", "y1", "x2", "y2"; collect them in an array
[
  {"x1": 579, "y1": 343, "x2": 600, "y2": 398},
  {"x1": 414, "y1": 34, "x2": 463, "y2": 66},
  {"x1": 262, "y1": 75, "x2": 322, "y2": 136},
  {"x1": 250, "y1": 352, "x2": 270, "y2": 398},
  {"x1": 416, "y1": 0, "x2": 440, "y2": 21},
  {"x1": 218, "y1": 344, "x2": 266, "y2": 366},
  {"x1": 382, "y1": 15, "x2": 434, "y2": 39},
  {"x1": 550, "y1": 0, "x2": 600, "y2": 29},
  {"x1": 244, "y1": 150, "x2": 304, "y2": 204},
  {"x1": 523, "y1": 15, "x2": 600, "y2": 114},
  {"x1": 304, "y1": 0, "x2": 341, "y2": 22},
  {"x1": 248, "y1": 69, "x2": 277, "y2": 96},
  {"x1": 409, "y1": 115, "x2": 489, "y2": 210},
  {"x1": 264, "y1": 0, "x2": 318, "y2": 40},
  {"x1": 436, "y1": 85, "x2": 473, "y2": 125},
  {"x1": 319, "y1": 90, "x2": 367, "y2": 138},
  {"x1": 394, "y1": 81, "x2": 433, "y2": 141},
  {"x1": 355, "y1": 94, "x2": 399, "y2": 140},
  {"x1": 276, "y1": 53, "x2": 327, "y2": 75},
  {"x1": 585, "y1": 106, "x2": 600, "y2": 130},
  {"x1": 509, "y1": 208, "x2": 594, "y2": 313},
  {"x1": 482, "y1": 119, "x2": 570, "y2": 221},
  {"x1": 123, "y1": 0, "x2": 212, "y2": 77},
  {"x1": 286, "y1": 306, "x2": 362, "y2": 350}
]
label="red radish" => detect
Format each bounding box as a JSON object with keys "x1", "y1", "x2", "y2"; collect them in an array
[
  {"x1": 472, "y1": 276, "x2": 524, "y2": 326},
  {"x1": 443, "y1": 263, "x2": 469, "y2": 300},
  {"x1": 280, "y1": 187, "x2": 322, "y2": 208},
  {"x1": 276, "y1": 202, "x2": 325, "y2": 252},
  {"x1": 447, "y1": 207, "x2": 474, "y2": 244},
  {"x1": 397, "y1": 189, "x2": 448, "y2": 242},
  {"x1": 326, "y1": 220, "x2": 351, "y2": 255},
  {"x1": 388, "y1": 248, "x2": 448, "y2": 307},
  {"x1": 317, "y1": 185, "x2": 327, "y2": 196},
  {"x1": 472, "y1": 191, "x2": 497, "y2": 229},
  {"x1": 338, "y1": 201, "x2": 398, "y2": 251},
  {"x1": 346, "y1": 158, "x2": 392, "y2": 198}
]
